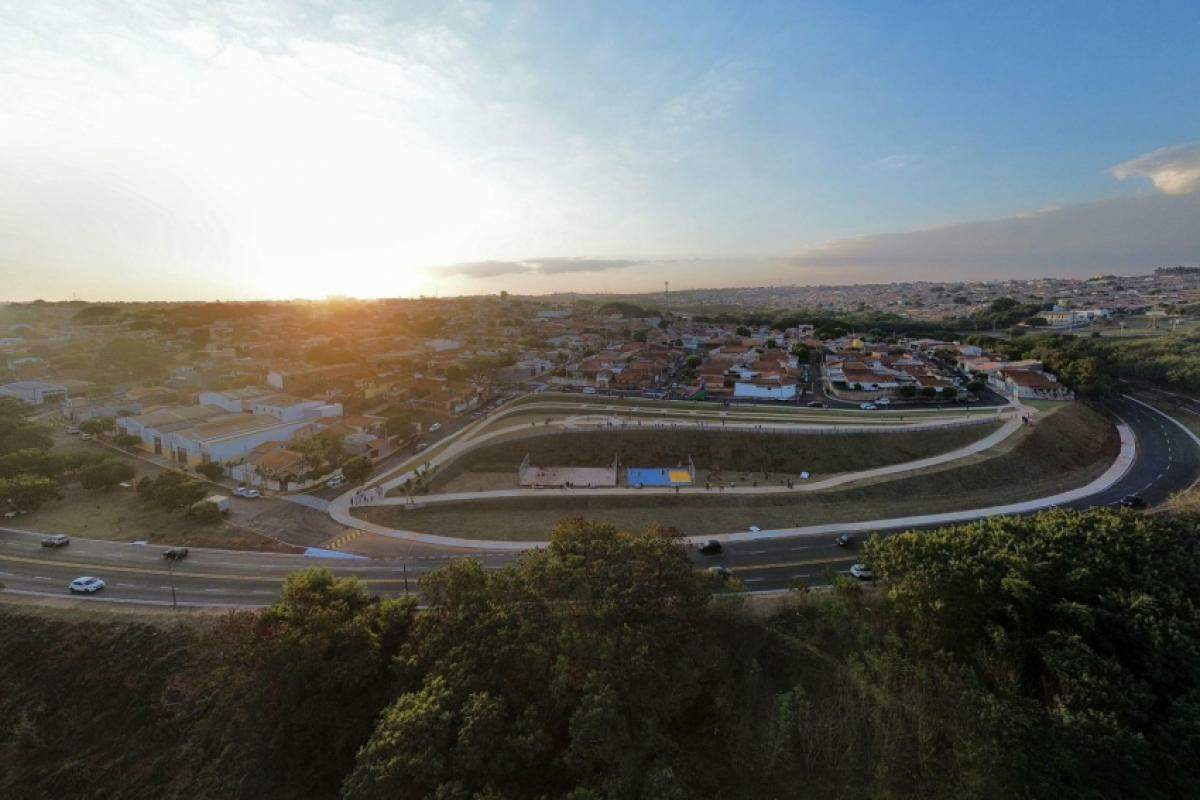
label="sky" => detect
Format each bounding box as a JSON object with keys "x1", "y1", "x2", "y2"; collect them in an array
[{"x1": 1, "y1": 1, "x2": 1198, "y2": 301}]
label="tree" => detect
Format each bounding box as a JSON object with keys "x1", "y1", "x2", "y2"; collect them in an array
[
  {"x1": 187, "y1": 499, "x2": 224, "y2": 522},
  {"x1": 195, "y1": 461, "x2": 224, "y2": 481},
  {"x1": 0, "y1": 399, "x2": 52, "y2": 455},
  {"x1": 344, "y1": 519, "x2": 718, "y2": 800},
  {"x1": 113, "y1": 433, "x2": 141, "y2": 448},
  {"x1": 765, "y1": 338, "x2": 778, "y2": 349},
  {"x1": 0, "y1": 475, "x2": 61, "y2": 512},
  {"x1": 79, "y1": 417, "x2": 115, "y2": 435},
  {"x1": 78, "y1": 459, "x2": 135, "y2": 490},
  {"x1": 342, "y1": 455, "x2": 372, "y2": 485},
  {"x1": 137, "y1": 470, "x2": 207, "y2": 511}
]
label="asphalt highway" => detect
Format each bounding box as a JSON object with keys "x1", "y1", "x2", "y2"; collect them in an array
[{"x1": 2, "y1": 395, "x2": 1196, "y2": 605}]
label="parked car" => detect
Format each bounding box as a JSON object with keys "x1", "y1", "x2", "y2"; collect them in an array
[
  {"x1": 326, "y1": 475, "x2": 346, "y2": 489},
  {"x1": 41, "y1": 534, "x2": 70, "y2": 548},
  {"x1": 163, "y1": 547, "x2": 189, "y2": 561},
  {"x1": 65, "y1": 426, "x2": 80, "y2": 434},
  {"x1": 1119, "y1": 494, "x2": 1146, "y2": 508},
  {"x1": 234, "y1": 486, "x2": 261, "y2": 499},
  {"x1": 874, "y1": 397, "x2": 891, "y2": 406},
  {"x1": 429, "y1": 423, "x2": 442, "y2": 433},
  {"x1": 849, "y1": 563, "x2": 873, "y2": 581},
  {"x1": 414, "y1": 442, "x2": 427, "y2": 452},
  {"x1": 748, "y1": 525, "x2": 762, "y2": 533},
  {"x1": 859, "y1": 403, "x2": 877, "y2": 411},
  {"x1": 698, "y1": 539, "x2": 723, "y2": 555},
  {"x1": 834, "y1": 533, "x2": 854, "y2": 548},
  {"x1": 68, "y1": 576, "x2": 105, "y2": 593},
  {"x1": 79, "y1": 433, "x2": 94, "y2": 440}
]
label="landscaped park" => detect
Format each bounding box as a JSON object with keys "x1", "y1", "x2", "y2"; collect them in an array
[{"x1": 346, "y1": 395, "x2": 1120, "y2": 542}]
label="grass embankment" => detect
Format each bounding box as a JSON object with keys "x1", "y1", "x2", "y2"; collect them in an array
[
  {"x1": 358, "y1": 404, "x2": 1114, "y2": 540},
  {"x1": 425, "y1": 421, "x2": 1002, "y2": 493}
]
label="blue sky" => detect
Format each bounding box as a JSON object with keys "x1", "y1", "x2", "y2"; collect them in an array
[{"x1": 1, "y1": 1, "x2": 1198, "y2": 300}]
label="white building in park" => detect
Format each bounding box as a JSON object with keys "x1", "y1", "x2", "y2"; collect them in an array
[
  {"x1": 0, "y1": 380, "x2": 69, "y2": 405},
  {"x1": 733, "y1": 380, "x2": 798, "y2": 401}
]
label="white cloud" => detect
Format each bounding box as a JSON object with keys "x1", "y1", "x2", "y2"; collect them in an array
[
  {"x1": 786, "y1": 191, "x2": 1200, "y2": 278},
  {"x1": 870, "y1": 154, "x2": 921, "y2": 170},
  {"x1": 1111, "y1": 142, "x2": 1200, "y2": 195}
]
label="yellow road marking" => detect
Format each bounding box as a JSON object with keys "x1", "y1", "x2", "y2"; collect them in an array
[
  {"x1": 732, "y1": 555, "x2": 857, "y2": 571},
  {"x1": 0, "y1": 553, "x2": 414, "y2": 585}
]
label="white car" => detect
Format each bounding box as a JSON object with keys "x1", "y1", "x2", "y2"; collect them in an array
[
  {"x1": 748, "y1": 525, "x2": 762, "y2": 533},
  {"x1": 326, "y1": 475, "x2": 345, "y2": 489},
  {"x1": 859, "y1": 403, "x2": 877, "y2": 411},
  {"x1": 234, "y1": 486, "x2": 261, "y2": 499},
  {"x1": 874, "y1": 398, "x2": 890, "y2": 406},
  {"x1": 849, "y1": 564, "x2": 873, "y2": 581},
  {"x1": 429, "y1": 423, "x2": 442, "y2": 433},
  {"x1": 68, "y1": 576, "x2": 105, "y2": 593}
]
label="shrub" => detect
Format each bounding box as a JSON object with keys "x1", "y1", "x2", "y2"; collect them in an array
[
  {"x1": 195, "y1": 461, "x2": 224, "y2": 481},
  {"x1": 187, "y1": 500, "x2": 223, "y2": 522},
  {"x1": 78, "y1": 459, "x2": 136, "y2": 490}
]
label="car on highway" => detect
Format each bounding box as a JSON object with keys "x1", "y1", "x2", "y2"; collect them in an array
[
  {"x1": 414, "y1": 442, "x2": 427, "y2": 452},
  {"x1": 807, "y1": 401, "x2": 825, "y2": 408},
  {"x1": 68, "y1": 576, "x2": 105, "y2": 593},
  {"x1": 41, "y1": 534, "x2": 70, "y2": 548},
  {"x1": 698, "y1": 539, "x2": 723, "y2": 555},
  {"x1": 234, "y1": 486, "x2": 261, "y2": 499},
  {"x1": 874, "y1": 397, "x2": 891, "y2": 406},
  {"x1": 163, "y1": 547, "x2": 189, "y2": 561},
  {"x1": 859, "y1": 403, "x2": 877, "y2": 411},
  {"x1": 834, "y1": 533, "x2": 854, "y2": 548},
  {"x1": 747, "y1": 525, "x2": 761, "y2": 532},
  {"x1": 1119, "y1": 494, "x2": 1146, "y2": 508},
  {"x1": 849, "y1": 563, "x2": 873, "y2": 581}
]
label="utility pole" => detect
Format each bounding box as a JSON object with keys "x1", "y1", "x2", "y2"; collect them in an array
[
  {"x1": 168, "y1": 558, "x2": 178, "y2": 610},
  {"x1": 402, "y1": 562, "x2": 410, "y2": 595},
  {"x1": 664, "y1": 281, "x2": 669, "y2": 312}
]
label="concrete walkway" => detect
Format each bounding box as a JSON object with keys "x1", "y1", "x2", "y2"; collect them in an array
[{"x1": 326, "y1": 413, "x2": 1088, "y2": 551}]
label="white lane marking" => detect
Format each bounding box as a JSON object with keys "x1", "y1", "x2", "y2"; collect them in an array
[
  {"x1": 742, "y1": 577, "x2": 765, "y2": 583},
  {"x1": 789, "y1": 545, "x2": 811, "y2": 551},
  {"x1": 33, "y1": 576, "x2": 51, "y2": 582},
  {"x1": 744, "y1": 549, "x2": 769, "y2": 555},
  {"x1": 203, "y1": 588, "x2": 226, "y2": 593},
  {"x1": 116, "y1": 583, "x2": 136, "y2": 588}
]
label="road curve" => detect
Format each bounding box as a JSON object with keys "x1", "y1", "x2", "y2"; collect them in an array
[{"x1": 1, "y1": 396, "x2": 1196, "y2": 605}]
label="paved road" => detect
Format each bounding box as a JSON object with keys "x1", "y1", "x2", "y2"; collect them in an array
[{"x1": 2, "y1": 396, "x2": 1196, "y2": 605}]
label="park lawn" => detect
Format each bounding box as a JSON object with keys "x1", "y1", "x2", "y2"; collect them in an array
[
  {"x1": 356, "y1": 404, "x2": 1114, "y2": 540},
  {"x1": 14, "y1": 481, "x2": 293, "y2": 551},
  {"x1": 427, "y1": 421, "x2": 1003, "y2": 493},
  {"x1": 14, "y1": 429, "x2": 294, "y2": 552}
]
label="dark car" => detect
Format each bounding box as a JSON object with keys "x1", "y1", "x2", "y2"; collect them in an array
[
  {"x1": 807, "y1": 401, "x2": 825, "y2": 408},
  {"x1": 834, "y1": 533, "x2": 854, "y2": 548},
  {"x1": 1119, "y1": 494, "x2": 1146, "y2": 508},
  {"x1": 698, "y1": 539, "x2": 723, "y2": 555},
  {"x1": 163, "y1": 547, "x2": 189, "y2": 561},
  {"x1": 41, "y1": 534, "x2": 70, "y2": 548}
]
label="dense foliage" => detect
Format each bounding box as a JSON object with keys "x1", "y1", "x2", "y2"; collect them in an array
[{"x1": 1, "y1": 511, "x2": 1197, "y2": 800}]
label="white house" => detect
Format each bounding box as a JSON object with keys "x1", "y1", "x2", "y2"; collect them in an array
[
  {"x1": 169, "y1": 414, "x2": 317, "y2": 465},
  {"x1": 197, "y1": 387, "x2": 274, "y2": 413},
  {"x1": 250, "y1": 394, "x2": 343, "y2": 422},
  {"x1": 0, "y1": 380, "x2": 68, "y2": 405},
  {"x1": 734, "y1": 381, "x2": 798, "y2": 401}
]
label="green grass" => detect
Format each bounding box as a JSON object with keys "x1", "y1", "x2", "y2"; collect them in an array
[
  {"x1": 356, "y1": 404, "x2": 1115, "y2": 540},
  {"x1": 427, "y1": 422, "x2": 1002, "y2": 493}
]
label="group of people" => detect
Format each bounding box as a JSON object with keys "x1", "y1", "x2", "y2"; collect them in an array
[{"x1": 348, "y1": 486, "x2": 384, "y2": 506}]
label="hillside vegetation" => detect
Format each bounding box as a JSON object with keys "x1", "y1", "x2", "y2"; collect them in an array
[{"x1": 3, "y1": 509, "x2": 1198, "y2": 800}]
